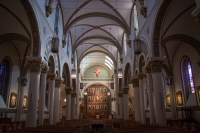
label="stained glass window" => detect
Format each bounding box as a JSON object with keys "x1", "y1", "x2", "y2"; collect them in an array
[
  {"x1": 181, "y1": 57, "x2": 195, "y2": 101},
  {"x1": 133, "y1": 4, "x2": 139, "y2": 37},
  {"x1": 0, "y1": 58, "x2": 11, "y2": 104},
  {"x1": 123, "y1": 34, "x2": 127, "y2": 56},
  {"x1": 45, "y1": 82, "x2": 49, "y2": 108}
]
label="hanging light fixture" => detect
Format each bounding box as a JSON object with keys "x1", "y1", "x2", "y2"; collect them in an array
[
  {"x1": 134, "y1": 38, "x2": 142, "y2": 55},
  {"x1": 107, "y1": 90, "x2": 110, "y2": 96},
  {"x1": 71, "y1": 68, "x2": 76, "y2": 79},
  {"x1": 84, "y1": 90, "x2": 87, "y2": 95}
]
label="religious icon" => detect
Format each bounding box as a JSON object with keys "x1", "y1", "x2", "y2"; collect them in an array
[
  {"x1": 9, "y1": 92, "x2": 17, "y2": 108},
  {"x1": 94, "y1": 68, "x2": 101, "y2": 77},
  {"x1": 176, "y1": 91, "x2": 183, "y2": 106},
  {"x1": 92, "y1": 96, "x2": 95, "y2": 102},
  {"x1": 23, "y1": 95, "x2": 28, "y2": 109},
  {"x1": 100, "y1": 105, "x2": 103, "y2": 110},
  {"x1": 104, "y1": 88, "x2": 106, "y2": 93},
  {"x1": 166, "y1": 94, "x2": 171, "y2": 107},
  {"x1": 100, "y1": 88, "x2": 102, "y2": 93},
  {"x1": 96, "y1": 88, "x2": 99, "y2": 94},
  {"x1": 88, "y1": 88, "x2": 91, "y2": 93},
  {"x1": 104, "y1": 96, "x2": 107, "y2": 102},
  {"x1": 96, "y1": 96, "x2": 99, "y2": 102},
  {"x1": 104, "y1": 105, "x2": 107, "y2": 110},
  {"x1": 96, "y1": 105, "x2": 99, "y2": 110},
  {"x1": 92, "y1": 88, "x2": 95, "y2": 93},
  {"x1": 88, "y1": 105, "x2": 91, "y2": 110},
  {"x1": 92, "y1": 105, "x2": 95, "y2": 110},
  {"x1": 88, "y1": 96, "x2": 91, "y2": 102},
  {"x1": 100, "y1": 96, "x2": 103, "y2": 102}
]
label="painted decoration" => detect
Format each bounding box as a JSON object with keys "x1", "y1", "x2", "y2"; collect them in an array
[
  {"x1": 9, "y1": 92, "x2": 17, "y2": 108},
  {"x1": 176, "y1": 91, "x2": 183, "y2": 106},
  {"x1": 166, "y1": 94, "x2": 171, "y2": 107},
  {"x1": 23, "y1": 95, "x2": 28, "y2": 109},
  {"x1": 94, "y1": 68, "x2": 101, "y2": 77}
]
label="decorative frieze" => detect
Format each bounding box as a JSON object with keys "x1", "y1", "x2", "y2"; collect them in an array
[
  {"x1": 148, "y1": 58, "x2": 165, "y2": 73},
  {"x1": 21, "y1": 77, "x2": 28, "y2": 86},
  {"x1": 122, "y1": 87, "x2": 129, "y2": 94},
  {"x1": 47, "y1": 73, "x2": 57, "y2": 80},
  {"x1": 55, "y1": 77, "x2": 63, "y2": 88},
  {"x1": 71, "y1": 92, "x2": 77, "y2": 97},
  {"x1": 118, "y1": 92, "x2": 123, "y2": 97},
  {"x1": 65, "y1": 87, "x2": 73, "y2": 95}
]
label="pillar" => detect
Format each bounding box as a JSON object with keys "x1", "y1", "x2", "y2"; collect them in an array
[
  {"x1": 148, "y1": 58, "x2": 167, "y2": 126},
  {"x1": 138, "y1": 73, "x2": 146, "y2": 124},
  {"x1": 18, "y1": 77, "x2": 28, "y2": 121},
  {"x1": 118, "y1": 92, "x2": 123, "y2": 119},
  {"x1": 122, "y1": 87, "x2": 129, "y2": 120},
  {"x1": 38, "y1": 65, "x2": 48, "y2": 125},
  {"x1": 71, "y1": 92, "x2": 76, "y2": 119},
  {"x1": 48, "y1": 73, "x2": 57, "y2": 125},
  {"x1": 166, "y1": 77, "x2": 176, "y2": 120},
  {"x1": 131, "y1": 77, "x2": 141, "y2": 122},
  {"x1": 111, "y1": 98, "x2": 116, "y2": 115},
  {"x1": 65, "y1": 87, "x2": 72, "y2": 120},
  {"x1": 26, "y1": 57, "x2": 44, "y2": 127},
  {"x1": 53, "y1": 77, "x2": 63, "y2": 124},
  {"x1": 145, "y1": 66, "x2": 156, "y2": 124},
  {"x1": 76, "y1": 68, "x2": 80, "y2": 119},
  {"x1": 114, "y1": 68, "x2": 119, "y2": 118}
]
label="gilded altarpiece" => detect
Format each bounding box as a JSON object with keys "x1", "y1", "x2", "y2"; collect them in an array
[{"x1": 86, "y1": 84, "x2": 108, "y2": 118}]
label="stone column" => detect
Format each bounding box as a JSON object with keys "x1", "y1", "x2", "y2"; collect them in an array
[
  {"x1": 76, "y1": 68, "x2": 80, "y2": 119},
  {"x1": 65, "y1": 87, "x2": 72, "y2": 120},
  {"x1": 18, "y1": 77, "x2": 28, "y2": 121},
  {"x1": 145, "y1": 66, "x2": 155, "y2": 125},
  {"x1": 114, "y1": 68, "x2": 119, "y2": 118},
  {"x1": 118, "y1": 92, "x2": 123, "y2": 119},
  {"x1": 131, "y1": 77, "x2": 141, "y2": 122},
  {"x1": 71, "y1": 92, "x2": 76, "y2": 119},
  {"x1": 47, "y1": 73, "x2": 57, "y2": 125},
  {"x1": 122, "y1": 87, "x2": 129, "y2": 120},
  {"x1": 111, "y1": 98, "x2": 116, "y2": 114},
  {"x1": 166, "y1": 77, "x2": 176, "y2": 120},
  {"x1": 53, "y1": 77, "x2": 63, "y2": 124},
  {"x1": 138, "y1": 73, "x2": 146, "y2": 124},
  {"x1": 38, "y1": 65, "x2": 48, "y2": 125},
  {"x1": 148, "y1": 58, "x2": 167, "y2": 126},
  {"x1": 26, "y1": 57, "x2": 44, "y2": 127}
]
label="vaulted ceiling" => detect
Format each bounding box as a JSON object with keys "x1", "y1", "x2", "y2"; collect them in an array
[{"x1": 59, "y1": 0, "x2": 134, "y2": 73}]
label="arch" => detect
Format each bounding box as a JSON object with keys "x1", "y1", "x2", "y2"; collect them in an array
[
  {"x1": 0, "y1": 33, "x2": 31, "y2": 45},
  {"x1": 20, "y1": 0, "x2": 41, "y2": 56},
  {"x1": 48, "y1": 55, "x2": 55, "y2": 73},
  {"x1": 72, "y1": 35, "x2": 122, "y2": 55},
  {"x1": 152, "y1": 0, "x2": 172, "y2": 57},
  {"x1": 78, "y1": 50, "x2": 117, "y2": 68},
  {"x1": 139, "y1": 55, "x2": 145, "y2": 73},
  {"x1": 62, "y1": 63, "x2": 70, "y2": 87},
  {"x1": 81, "y1": 82, "x2": 114, "y2": 98},
  {"x1": 64, "y1": 12, "x2": 130, "y2": 36},
  {"x1": 124, "y1": 63, "x2": 131, "y2": 86},
  {"x1": 162, "y1": 34, "x2": 200, "y2": 56},
  {"x1": 0, "y1": 57, "x2": 12, "y2": 104}
]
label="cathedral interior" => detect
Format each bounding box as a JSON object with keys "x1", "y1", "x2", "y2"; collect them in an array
[{"x1": 0, "y1": 0, "x2": 200, "y2": 132}]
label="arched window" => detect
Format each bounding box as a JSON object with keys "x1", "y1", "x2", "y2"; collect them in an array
[
  {"x1": 0, "y1": 57, "x2": 12, "y2": 104},
  {"x1": 181, "y1": 57, "x2": 195, "y2": 101},
  {"x1": 123, "y1": 33, "x2": 127, "y2": 56},
  {"x1": 133, "y1": 4, "x2": 139, "y2": 37}
]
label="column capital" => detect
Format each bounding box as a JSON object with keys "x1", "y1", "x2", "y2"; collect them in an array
[
  {"x1": 118, "y1": 92, "x2": 123, "y2": 97},
  {"x1": 71, "y1": 92, "x2": 77, "y2": 97},
  {"x1": 21, "y1": 77, "x2": 28, "y2": 86},
  {"x1": 147, "y1": 57, "x2": 165, "y2": 73},
  {"x1": 55, "y1": 77, "x2": 63, "y2": 88},
  {"x1": 130, "y1": 76, "x2": 139, "y2": 87},
  {"x1": 122, "y1": 86, "x2": 129, "y2": 94},
  {"x1": 79, "y1": 97, "x2": 84, "y2": 102},
  {"x1": 111, "y1": 98, "x2": 116, "y2": 101},
  {"x1": 138, "y1": 73, "x2": 145, "y2": 79},
  {"x1": 65, "y1": 87, "x2": 73, "y2": 95},
  {"x1": 41, "y1": 64, "x2": 49, "y2": 73},
  {"x1": 145, "y1": 65, "x2": 151, "y2": 73},
  {"x1": 27, "y1": 56, "x2": 45, "y2": 73},
  {"x1": 47, "y1": 73, "x2": 57, "y2": 80}
]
